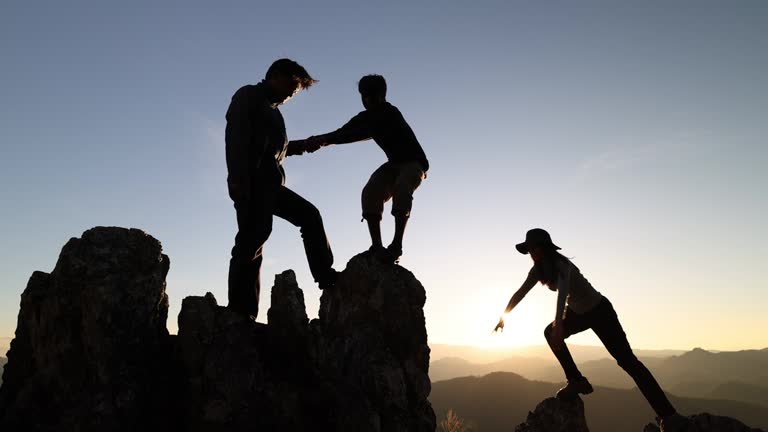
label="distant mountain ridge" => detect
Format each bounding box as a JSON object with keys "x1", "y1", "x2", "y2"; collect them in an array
[
  {"x1": 430, "y1": 343, "x2": 685, "y2": 364},
  {"x1": 659, "y1": 348, "x2": 768, "y2": 385},
  {"x1": 430, "y1": 372, "x2": 768, "y2": 432},
  {"x1": 430, "y1": 347, "x2": 768, "y2": 407}
]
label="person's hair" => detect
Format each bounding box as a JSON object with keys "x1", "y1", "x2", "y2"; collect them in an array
[
  {"x1": 265, "y1": 58, "x2": 317, "y2": 89},
  {"x1": 533, "y1": 245, "x2": 569, "y2": 287},
  {"x1": 358, "y1": 74, "x2": 387, "y2": 97}
]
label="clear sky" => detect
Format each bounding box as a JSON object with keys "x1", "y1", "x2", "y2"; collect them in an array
[{"x1": 1, "y1": 1, "x2": 766, "y2": 351}]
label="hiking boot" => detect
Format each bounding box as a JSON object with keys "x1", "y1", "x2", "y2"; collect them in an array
[
  {"x1": 556, "y1": 376, "x2": 593, "y2": 400},
  {"x1": 318, "y1": 269, "x2": 337, "y2": 290},
  {"x1": 660, "y1": 413, "x2": 690, "y2": 432}
]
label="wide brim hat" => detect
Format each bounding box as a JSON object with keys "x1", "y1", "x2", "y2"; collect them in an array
[{"x1": 516, "y1": 228, "x2": 561, "y2": 254}]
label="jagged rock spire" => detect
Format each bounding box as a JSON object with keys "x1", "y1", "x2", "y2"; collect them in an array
[{"x1": 1, "y1": 227, "x2": 435, "y2": 432}]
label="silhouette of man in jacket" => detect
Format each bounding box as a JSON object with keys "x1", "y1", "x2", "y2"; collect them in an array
[{"x1": 225, "y1": 58, "x2": 336, "y2": 318}]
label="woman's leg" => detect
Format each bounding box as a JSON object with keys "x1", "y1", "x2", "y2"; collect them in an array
[
  {"x1": 591, "y1": 299, "x2": 676, "y2": 418},
  {"x1": 544, "y1": 308, "x2": 592, "y2": 381}
]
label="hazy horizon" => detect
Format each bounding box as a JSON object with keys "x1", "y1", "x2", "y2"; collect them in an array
[
  {"x1": 1, "y1": 336, "x2": 764, "y2": 360},
  {"x1": 2, "y1": 1, "x2": 767, "y2": 351},
  {"x1": 430, "y1": 371, "x2": 768, "y2": 431}
]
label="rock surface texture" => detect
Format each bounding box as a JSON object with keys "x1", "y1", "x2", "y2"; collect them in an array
[
  {"x1": 643, "y1": 413, "x2": 766, "y2": 432},
  {"x1": 514, "y1": 397, "x2": 590, "y2": 432},
  {"x1": 513, "y1": 396, "x2": 766, "y2": 432},
  {"x1": 0, "y1": 227, "x2": 435, "y2": 432},
  {"x1": 0, "y1": 227, "x2": 172, "y2": 432}
]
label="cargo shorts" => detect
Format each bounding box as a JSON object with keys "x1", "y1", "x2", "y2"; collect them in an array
[{"x1": 361, "y1": 161, "x2": 426, "y2": 221}]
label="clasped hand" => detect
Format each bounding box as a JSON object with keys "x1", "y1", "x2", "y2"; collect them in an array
[{"x1": 295, "y1": 135, "x2": 327, "y2": 154}]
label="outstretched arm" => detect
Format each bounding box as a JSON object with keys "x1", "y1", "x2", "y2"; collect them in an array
[
  {"x1": 287, "y1": 112, "x2": 372, "y2": 158},
  {"x1": 319, "y1": 111, "x2": 373, "y2": 145},
  {"x1": 494, "y1": 269, "x2": 538, "y2": 332},
  {"x1": 506, "y1": 269, "x2": 539, "y2": 313}
]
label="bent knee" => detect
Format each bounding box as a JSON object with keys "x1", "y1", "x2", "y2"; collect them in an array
[{"x1": 543, "y1": 323, "x2": 554, "y2": 339}]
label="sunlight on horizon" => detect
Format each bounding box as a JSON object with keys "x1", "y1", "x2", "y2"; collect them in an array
[{"x1": 463, "y1": 298, "x2": 545, "y2": 349}]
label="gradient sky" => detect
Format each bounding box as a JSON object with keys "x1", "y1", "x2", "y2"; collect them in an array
[{"x1": 1, "y1": 1, "x2": 766, "y2": 351}]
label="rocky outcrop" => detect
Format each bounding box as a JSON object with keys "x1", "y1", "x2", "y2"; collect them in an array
[
  {"x1": 176, "y1": 277, "x2": 376, "y2": 432},
  {"x1": 176, "y1": 255, "x2": 435, "y2": 432},
  {"x1": 514, "y1": 397, "x2": 589, "y2": 432},
  {"x1": 644, "y1": 413, "x2": 766, "y2": 432},
  {"x1": 0, "y1": 227, "x2": 173, "y2": 432},
  {"x1": 513, "y1": 396, "x2": 766, "y2": 432},
  {"x1": 315, "y1": 251, "x2": 435, "y2": 432},
  {"x1": 0, "y1": 227, "x2": 435, "y2": 432}
]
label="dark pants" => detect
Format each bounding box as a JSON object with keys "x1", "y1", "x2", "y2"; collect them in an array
[
  {"x1": 228, "y1": 185, "x2": 334, "y2": 318},
  {"x1": 544, "y1": 298, "x2": 675, "y2": 418}
]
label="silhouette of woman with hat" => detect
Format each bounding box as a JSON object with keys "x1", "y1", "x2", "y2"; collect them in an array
[{"x1": 495, "y1": 228, "x2": 689, "y2": 431}]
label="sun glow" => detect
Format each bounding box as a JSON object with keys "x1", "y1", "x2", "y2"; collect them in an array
[
  {"x1": 440, "y1": 282, "x2": 555, "y2": 351},
  {"x1": 472, "y1": 302, "x2": 543, "y2": 349}
]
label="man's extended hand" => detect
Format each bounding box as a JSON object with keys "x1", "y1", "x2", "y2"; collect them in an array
[{"x1": 304, "y1": 135, "x2": 327, "y2": 153}]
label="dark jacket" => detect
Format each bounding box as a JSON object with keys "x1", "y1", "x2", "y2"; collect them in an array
[
  {"x1": 323, "y1": 102, "x2": 429, "y2": 171},
  {"x1": 225, "y1": 81, "x2": 303, "y2": 187}
]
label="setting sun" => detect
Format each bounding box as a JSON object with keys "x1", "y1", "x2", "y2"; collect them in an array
[{"x1": 465, "y1": 298, "x2": 547, "y2": 349}]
